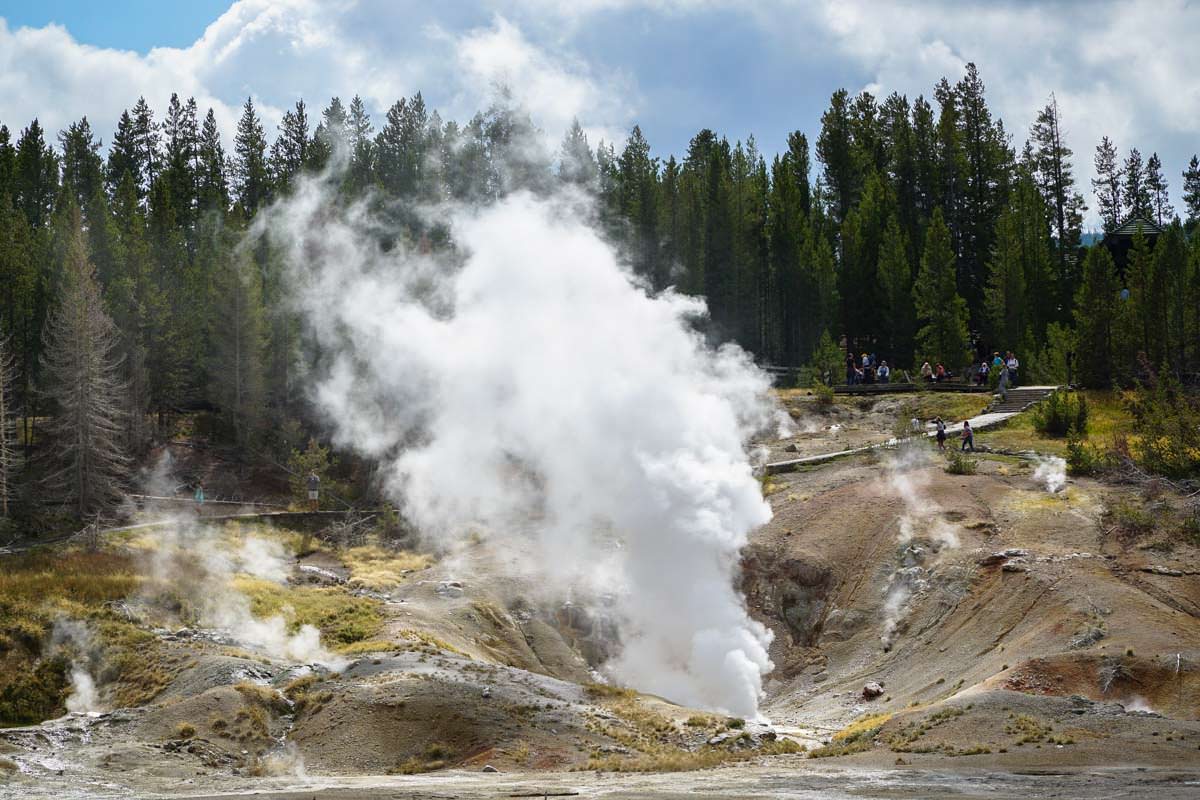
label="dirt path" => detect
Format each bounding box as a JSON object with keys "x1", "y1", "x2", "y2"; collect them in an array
[{"x1": 111, "y1": 763, "x2": 1200, "y2": 800}]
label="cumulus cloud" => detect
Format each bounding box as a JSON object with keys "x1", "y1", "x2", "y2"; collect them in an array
[
  {"x1": 798, "y1": 0, "x2": 1200, "y2": 226},
  {"x1": 2, "y1": 0, "x2": 1197, "y2": 226},
  {"x1": 0, "y1": 0, "x2": 634, "y2": 152}
]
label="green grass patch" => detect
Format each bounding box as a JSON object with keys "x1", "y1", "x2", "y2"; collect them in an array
[{"x1": 978, "y1": 390, "x2": 1128, "y2": 456}]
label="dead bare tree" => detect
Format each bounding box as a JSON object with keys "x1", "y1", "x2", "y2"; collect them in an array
[
  {"x1": 0, "y1": 327, "x2": 15, "y2": 518},
  {"x1": 39, "y1": 205, "x2": 129, "y2": 517}
]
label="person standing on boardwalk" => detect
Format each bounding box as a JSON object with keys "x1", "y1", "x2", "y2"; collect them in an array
[
  {"x1": 306, "y1": 471, "x2": 320, "y2": 512},
  {"x1": 935, "y1": 417, "x2": 946, "y2": 450}
]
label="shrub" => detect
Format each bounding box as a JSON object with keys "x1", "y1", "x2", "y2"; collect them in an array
[
  {"x1": 1033, "y1": 390, "x2": 1088, "y2": 437},
  {"x1": 1066, "y1": 433, "x2": 1102, "y2": 476},
  {"x1": 1124, "y1": 377, "x2": 1200, "y2": 478},
  {"x1": 812, "y1": 381, "x2": 835, "y2": 407},
  {"x1": 945, "y1": 451, "x2": 977, "y2": 475}
]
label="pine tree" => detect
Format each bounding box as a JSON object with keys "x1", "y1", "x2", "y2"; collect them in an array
[
  {"x1": 0, "y1": 325, "x2": 15, "y2": 517},
  {"x1": 911, "y1": 95, "x2": 938, "y2": 222},
  {"x1": 308, "y1": 97, "x2": 345, "y2": 172},
  {"x1": 617, "y1": 125, "x2": 661, "y2": 286},
  {"x1": 786, "y1": 131, "x2": 812, "y2": 216},
  {"x1": 0, "y1": 194, "x2": 36, "y2": 437},
  {"x1": 986, "y1": 173, "x2": 1055, "y2": 346},
  {"x1": 14, "y1": 119, "x2": 59, "y2": 228},
  {"x1": 39, "y1": 203, "x2": 128, "y2": 516},
  {"x1": 1073, "y1": 245, "x2": 1120, "y2": 388},
  {"x1": 197, "y1": 108, "x2": 229, "y2": 212},
  {"x1": 0, "y1": 125, "x2": 14, "y2": 199},
  {"x1": 984, "y1": 199, "x2": 1028, "y2": 349},
  {"x1": 557, "y1": 118, "x2": 597, "y2": 189},
  {"x1": 377, "y1": 95, "x2": 432, "y2": 198},
  {"x1": 105, "y1": 109, "x2": 140, "y2": 201},
  {"x1": 1122, "y1": 148, "x2": 1151, "y2": 220},
  {"x1": 913, "y1": 208, "x2": 971, "y2": 369},
  {"x1": 1183, "y1": 155, "x2": 1200, "y2": 229},
  {"x1": 1145, "y1": 152, "x2": 1171, "y2": 226},
  {"x1": 955, "y1": 63, "x2": 1012, "y2": 319},
  {"x1": 161, "y1": 94, "x2": 199, "y2": 238},
  {"x1": 816, "y1": 89, "x2": 860, "y2": 223},
  {"x1": 1155, "y1": 223, "x2": 1190, "y2": 376},
  {"x1": 877, "y1": 215, "x2": 914, "y2": 364},
  {"x1": 233, "y1": 97, "x2": 270, "y2": 215},
  {"x1": 1092, "y1": 136, "x2": 1123, "y2": 233},
  {"x1": 58, "y1": 117, "x2": 104, "y2": 211},
  {"x1": 346, "y1": 95, "x2": 374, "y2": 192},
  {"x1": 767, "y1": 151, "x2": 805, "y2": 363},
  {"x1": 210, "y1": 246, "x2": 266, "y2": 447},
  {"x1": 108, "y1": 172, "x2": 154, "y2": 449},
  {"x1": 270, "y1": 100, "x2": 311, "y2": 192},
  {"x1": 131, "y1": 96, "x2": 160, "y2": 195},
  {"x1": 1029, "y1": 95, "x2": 1085, "y2": 299},
  {"x1": 840, "y1": 171, "x2": 893, "y2": 344}
]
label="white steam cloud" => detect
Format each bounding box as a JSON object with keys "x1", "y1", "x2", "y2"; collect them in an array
[
  {"x1": 878, "y1": 444, "x2": 961, "y2": 651},
  {"x1": 145, "y1": 521, "x2": 346, "y2": 670},
  {"x1": 51, "y1": 620, "x2": 102, "y2": 714},
  {"x1": 1033, "y1": 456, "x2": 1067, "y2": 494},
  {"x1": 262, "y1": 180, "x2": 778, "y2": 716}
]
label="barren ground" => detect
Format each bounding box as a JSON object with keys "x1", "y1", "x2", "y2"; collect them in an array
[{"x1": 3, "y1": 397, "x2": 1199, "y2": 799}]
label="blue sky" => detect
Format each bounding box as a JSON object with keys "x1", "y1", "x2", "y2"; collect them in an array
[
  {"x1": 0, "y1": 1, "x2": 232, "y2": 52},
  {"x1": 0, "y1": 1, "x2": 1196, "y2": 227}
]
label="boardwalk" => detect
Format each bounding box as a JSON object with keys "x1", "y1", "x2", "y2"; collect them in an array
[{"x1": 765, "y1": 386, "x2": 1059, "y2": 475}]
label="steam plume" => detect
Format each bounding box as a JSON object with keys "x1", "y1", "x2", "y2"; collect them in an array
[
  {"x1": 1033, "y1": 456, "x2": 1067, "y2": 494},
  {"x1": 261, "y1": 182, "x2": 778, "y2": 716}
]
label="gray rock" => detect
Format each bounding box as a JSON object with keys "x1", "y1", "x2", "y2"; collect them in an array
[
  {"x1": 862, "y1": 681, "x2": 885, "y2": 700},
  {"x1": 481, "y1": 764, "x2": 499, "y2": 773},
  {"x1": 436, "y1": 580, "x2": 465, "y2": 598}
]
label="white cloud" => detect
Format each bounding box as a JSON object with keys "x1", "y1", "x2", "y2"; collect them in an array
[
  {"x1": 799, "y1": 0, "x2": 1200, "y2": 226},
  {"x1": 1, "y1": 0, "x2": 1197, "y2": 226},
  {"x1": 0, "y1": 0, "x2": 634, "y2": 153}
]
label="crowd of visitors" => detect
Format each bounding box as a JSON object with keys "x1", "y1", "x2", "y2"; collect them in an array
[
  {"x1": 971, "y1": 351, "x2": 1020, "y2": 388},
  {"x1": 844, "y1": 352, "x2": 893, "y2": 385},
  {"x1": 841, "y1": 349, "x2": 1021, "y2": 389}
]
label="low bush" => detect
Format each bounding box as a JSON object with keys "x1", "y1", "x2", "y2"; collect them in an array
[
  {"x1": 1124, "y1": 377, "x2": 1200, "y2": 479},
  {"x1": 945, "y1": 451, "x2": 977, "y2": 475},
  {"x1": 1033, "y1": 390, "x2": 1089, "y2": 437}
]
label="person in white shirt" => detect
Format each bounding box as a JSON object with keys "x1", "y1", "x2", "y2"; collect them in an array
[
  {"x1": 877, "y1": 361, "x2": 890, "y2": 383},
  {"x1": 1005, "y1": 352, "x2": 1019, "y2": 388}
]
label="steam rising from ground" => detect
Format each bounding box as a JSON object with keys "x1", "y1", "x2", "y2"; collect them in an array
[
  {"x1": 52, "y1": 620, "x2": 102, "y2": 713},
  {"x1": 1033, "y1": 456, "x2": 1067, "y2": 494},
  {"x1": 145, "y1": 521, "x2": 346, "y2": 670},
  {"x1": 878, "y1": 445, "x2": 962, "y2": 651},
  {"x1": 263, "y1": 183, "x2": 779, "y2": 716}
]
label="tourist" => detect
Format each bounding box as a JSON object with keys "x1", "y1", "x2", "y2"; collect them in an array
[
  {"x1": 976, "y1": 360, "x2": 989, "y2": 385},
  {"x1": 961, "y1": 420, "x2": 975, "y2": 452},
  {"x1": 846, "y1": 352, "x2": 857, "y2": 385},
  {"x1": 194, "y1": 484, "x2": 205, "y2": 506},
  {"x1": 992, "y1": 351, "x2": 1003, "y2": 369},
  {"x1": 935, "y1": 417, "x2": 946, "y2": 450},
  {"x1": 877, "y1": 360, "x2": 890, "y2": 383},
  {"x1": 306, "y1": 471, "x2": 321, "y2": 512},
  {"x1": 935, "y1": 362, "x2": 946, "y2": 382},
  {"x1": 921, "y1": 361, "x2": 933, "y2": 382},
  {"x1": 1005, "y1": 351, "x2": 1019, "y2": 388}
]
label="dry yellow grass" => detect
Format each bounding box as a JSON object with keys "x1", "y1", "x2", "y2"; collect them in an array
[
  {"x1": 231, "y1": 576, "x2": 382, "y2": 646},
  {"x1": 341, "y1": 545, "x2": 432, "y2": 590}
]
